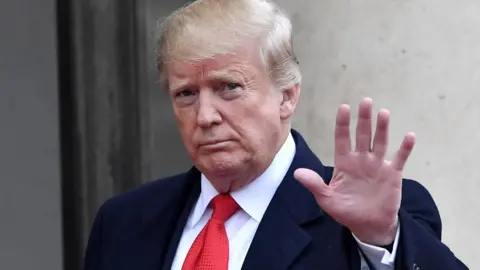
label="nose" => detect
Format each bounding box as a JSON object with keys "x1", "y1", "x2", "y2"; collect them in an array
[{"x1": 196, "y1": 91, "x2": 222, "y2": 128}]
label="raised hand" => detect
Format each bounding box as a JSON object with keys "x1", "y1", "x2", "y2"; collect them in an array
[{"x1": 294, "y1": 97, "x2": 415, "y2": 246}]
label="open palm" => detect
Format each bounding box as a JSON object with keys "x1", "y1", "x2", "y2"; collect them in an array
[{"x1": 295, "y1": 98, "x2": 415, "y2": 245}]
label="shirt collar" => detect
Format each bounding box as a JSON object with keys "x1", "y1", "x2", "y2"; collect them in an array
[{"x1": 188, "y1": 132, "x2": 296, "y2": 228}]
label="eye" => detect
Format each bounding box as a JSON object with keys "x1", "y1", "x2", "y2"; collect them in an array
[
  {"x1": 175, "y1": 89, "x2": 196, "y2": 97},
  {"x1": 223, "y1": 82, "x2": 241, "y2": 91}
]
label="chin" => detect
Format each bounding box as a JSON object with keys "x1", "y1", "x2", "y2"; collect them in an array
[{"x1": 197, "y1": 152, "x2": 247, "y2": 176}]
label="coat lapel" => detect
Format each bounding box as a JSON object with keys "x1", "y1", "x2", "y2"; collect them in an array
[
  {"x1": 240, "y1": 176, "x2": 322, "y2": 270},
  {"x1": 160, "y1": 168, "x2": 202, "y2": 270},
  {"x1": 242, "y1": 129, "x2": 361, "y2": 270},
  {"x1": 102, "y1": 168, "x2": 201, "y2": 269},
  {"x1": 242, "y1": 130, "x2": 321, "y2": 270}
]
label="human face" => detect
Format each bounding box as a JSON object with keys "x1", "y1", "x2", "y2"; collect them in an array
[{"x1": 166, "y1": 48, "x2": 298, "y2": 192}]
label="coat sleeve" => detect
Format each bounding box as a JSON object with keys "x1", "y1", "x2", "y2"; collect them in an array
[{"x1": 394, "y1": 179, "x2": 469, "y2": 270}]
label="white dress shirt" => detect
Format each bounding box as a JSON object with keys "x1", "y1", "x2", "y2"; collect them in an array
[{"x1": 171, "y1": 133, "x2": 400, "y2": 270}]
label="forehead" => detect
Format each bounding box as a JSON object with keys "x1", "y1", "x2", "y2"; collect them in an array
[{"x1": 166, "y1": 48, "x2": 264, "y2": 90}]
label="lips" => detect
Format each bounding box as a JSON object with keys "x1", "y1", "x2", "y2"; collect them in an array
[
  {"x1": 197, "y1": 139, "x2": 233, "y2": 149},
  {"x1": 198, "y1": 140, "x2": 230, "y2": 146}
]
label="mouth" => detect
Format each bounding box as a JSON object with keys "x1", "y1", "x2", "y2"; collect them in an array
[{"x1": 198, "y1": 140, "x2": 232, "y2": 149}]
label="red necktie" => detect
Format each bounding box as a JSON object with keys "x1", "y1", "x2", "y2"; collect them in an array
[{"x1": 182, "y1": 194, "x2": 239, "y2": 270}]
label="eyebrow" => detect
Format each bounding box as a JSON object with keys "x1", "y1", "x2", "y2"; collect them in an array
[
  {"x1": 169, "y1": 78, "x2": 191, "y2": 93},
  {"x1": 169, "y1": 68, "x2": 247, "y2": 92},
  {"x1": 209, "y1": 71, "x2": 244, "y2": 82}
]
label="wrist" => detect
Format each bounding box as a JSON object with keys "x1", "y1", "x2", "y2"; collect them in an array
[{"x1": 351, "y1": 216, "x2": 399, "y2": 246}]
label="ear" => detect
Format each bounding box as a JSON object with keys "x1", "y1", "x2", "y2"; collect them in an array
[{"x1": 279, "y1": 83, "x2": 300, "y2": 120}]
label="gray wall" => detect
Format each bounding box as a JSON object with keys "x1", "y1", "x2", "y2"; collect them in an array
[
  {"x1": 139, "y1": 0, "x2": 193, "y2": 180},
  {"x1": 279, "y1": 0, "x2": 478, "y2": 267},
  {"x1": 0, "y1": 0, "x2": 63, "y2": 269}
]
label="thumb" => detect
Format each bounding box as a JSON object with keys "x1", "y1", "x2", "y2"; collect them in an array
[{"x1": 294, "y1": 168, "x2": 331, "y2": 199}]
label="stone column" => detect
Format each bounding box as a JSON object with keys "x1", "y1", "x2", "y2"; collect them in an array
[{"x1": 59, "y1": 0, "x2": 154, "y2": 268}]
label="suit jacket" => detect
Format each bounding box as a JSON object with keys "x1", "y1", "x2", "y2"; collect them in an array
[{"x1": 84, "y1": 129, "x2": 469, "y2": 270}]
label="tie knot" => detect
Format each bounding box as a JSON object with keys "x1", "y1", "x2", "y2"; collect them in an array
[{"x1": 210, "y1": 194, "x2": 239, "y2": 222}]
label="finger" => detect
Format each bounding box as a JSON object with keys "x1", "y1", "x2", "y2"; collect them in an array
[
  {"x1": 355, "y1": 97, "x2": 373, "y2": 153},
  {"x1": 335, "y1": 104, "x2": 352, "y2": 157},
  {"x1": 372, "y1": 109, "x2": 390, "y2": 157},
  {"x1": 294, "y1": 168, "x2": 332, "y2": 199},
  {"x1": 392, "y1": 132, "x2": 416, "y2": 171}
]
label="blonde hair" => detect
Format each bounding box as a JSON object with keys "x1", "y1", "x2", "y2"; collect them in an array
[{"x1": 156, "y1": 0, "x2": 301, "y2": 90}]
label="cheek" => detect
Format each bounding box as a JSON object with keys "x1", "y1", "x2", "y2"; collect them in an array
[
  {"x1": 248, "y1": 98, "x2": 281, "y2": 127},
  {"x1": 231, "y1": 103, "x2": 281, "y2": 145},
  {"x1": 174, "y1": 108, "x2": 196, "y2": 141},
  {"x1": 174, "y1": 105, "x2": 195, "y2": 124}
]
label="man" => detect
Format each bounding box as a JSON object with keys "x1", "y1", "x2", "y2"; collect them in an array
[{"x1": 84, "y1": 0, "x2": 468, "y2": 269}]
